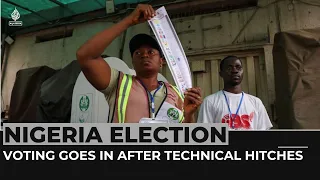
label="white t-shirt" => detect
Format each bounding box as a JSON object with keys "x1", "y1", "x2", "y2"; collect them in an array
[{"x1": 197, "y1": 90, "x2": 273, "y2": 130}]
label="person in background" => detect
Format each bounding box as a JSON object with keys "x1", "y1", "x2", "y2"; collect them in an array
[
  {"x1": 197, "y1": 56, "x2": 273, "y2": 130},
  {"x1": 76, "y1": 4, "x2": 202, "y2": 123}
]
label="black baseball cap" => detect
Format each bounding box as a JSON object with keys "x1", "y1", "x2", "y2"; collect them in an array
[{"x1": 129, "y1": 33, "x2": 163, "y2": 57}]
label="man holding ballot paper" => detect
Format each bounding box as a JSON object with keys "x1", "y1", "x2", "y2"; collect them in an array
[{"x1": 76, "y1": 4, "x2": 202, "y2": 123}]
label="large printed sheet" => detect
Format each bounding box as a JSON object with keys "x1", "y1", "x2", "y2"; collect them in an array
[{"x1": 148, "y1": 6, "x2": 192, "y2": 95}]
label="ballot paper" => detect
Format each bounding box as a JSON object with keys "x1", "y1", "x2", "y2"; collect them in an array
[{"x1": 148, "y1": 6, "x2": 192, "y2": 95}]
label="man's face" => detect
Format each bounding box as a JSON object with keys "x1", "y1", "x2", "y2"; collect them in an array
[
  {"x1": 220, "y1": 58, "x2": 243, "y2": 86},
  {"x1": 132, "y1": 45, "x2": 163, "y2": 75}
]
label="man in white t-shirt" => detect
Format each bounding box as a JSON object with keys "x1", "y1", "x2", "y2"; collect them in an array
[{"x1": 197, "y1": 56, "x2": 273, "y2": 130}]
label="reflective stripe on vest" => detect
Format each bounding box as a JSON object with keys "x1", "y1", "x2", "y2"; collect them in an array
[
  {"x1": 170, "y1": 85, "x2": 184, "y2": 101},
  {"x1": 169, "y1": 85, "x2": 185, "y2": 122},
  {"x1": 117, "y1": 74, "x2": 133, "y2": 123},
  {"x1": 117, "y1": 74, "x2": 184, "y2": 123}
]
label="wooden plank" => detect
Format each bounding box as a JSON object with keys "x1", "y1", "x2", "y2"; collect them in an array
[
  {"x1": 230, "y1": 9, "x2": 244, "y2": 44},
  {"x1": 193, "y1": 61, "x2": 211, "y2": 99},
  {"x1": 186, "y1": 43, "x2": 264, "y2": 58},
  {"x1": 210, "y1": 59, "x2": 220, "y2": 94},
  {"x1": 243, "y1": 7, "x2": 268, "y2": 43},
  {"x1": 218, "y1": 59, "x2": 224, "y2": 90},
  {"x1": 191, "y1": 60, "x2": 206, "y2": 72},
  {"x1": 194, "y1": 72, "x2": 205, "y2": 119},
  {"x1": 262, "y1": 45, "x2": 276, "y2": 122},
  {"x1": 264, "y1": 0, "x2": 280, "y2": 44},
  {"x1": 203, "y1": 60, "x2": 212, "y2": 97},
  {"x1": 192, "y1": 71, "x2": 195, "y2": 88},
  {"x1": 277, "y1": 0, "x2": 297, "y2": 31},
  {"x1": 195, "y1": 72, "x2": 206, "y2": 101},
  {"x1": 264, "y1": 45, "x2": 275, "y2": 105},
  {"x1": 256, "y1": 54, "x2": 274, "y2": 123},
  {"x1": 243, "y1": 8, "x2": 256, "y2": 43},
  {"x1": 255, "y1": 55, "x2": 267, "y2": 106},
  {"x1": 254, "y1": 55, "x2": 262, "y2": 98},
  {"x1": 246, "y1": 56, "x2": 256, "y2": 96},
  {"x1": 240, "y1": 57, "x2": 249, "y2": 93}
]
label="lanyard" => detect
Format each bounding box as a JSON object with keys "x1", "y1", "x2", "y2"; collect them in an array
[
  {"x1": 137, "y1": 79, "x2": 163, "y2": 119},
  {"x1": 222, "y1": 91, "x2": 244, "y2": 129}
]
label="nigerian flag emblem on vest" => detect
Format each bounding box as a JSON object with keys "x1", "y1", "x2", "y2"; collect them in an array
[
  {"x1": 167, "y1": 108, "x2": 179, "y2": 120},
  {"x1": 79, "y1": 95, "x2": 90, "y2": 112}
]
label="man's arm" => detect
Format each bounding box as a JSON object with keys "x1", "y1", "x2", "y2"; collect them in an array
[
  {"x1": 76, "y1": 18, "x2": 131, "y2": 91},
  {"x1": 182, "y1": 87, "x2": 203, "y2": 123},
  {"x1": 76, "y1": 4, "x2": 155, "y2": 91}
]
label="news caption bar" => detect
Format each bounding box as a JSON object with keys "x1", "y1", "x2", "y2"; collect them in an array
[{"x1": 2, "y1": 123, "x2": 229, "y2": 145}]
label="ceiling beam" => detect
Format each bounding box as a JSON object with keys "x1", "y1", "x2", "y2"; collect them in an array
[
  {"x1": 49, "y1": 0, "x2": 76, "y2": 14},
  {"x1": 94, "y1": 0, "x2": 104, "y2": 8},
  {"x1": 2, "y1": 0, "x2": 51, "y2": 23}
]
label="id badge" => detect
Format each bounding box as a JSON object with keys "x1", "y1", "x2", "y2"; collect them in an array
[{"x1": 139, "y1": 118, "x2": 169, "y2": 123}]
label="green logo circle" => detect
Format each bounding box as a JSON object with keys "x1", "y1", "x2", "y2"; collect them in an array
[
  {"x1": 167, "y1": 108, "x2": 179, "y2": 120},
  {"x1": 79, "y1": 95, "x2": 90, "y2": 112}
]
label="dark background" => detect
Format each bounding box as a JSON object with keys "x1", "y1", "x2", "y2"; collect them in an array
[{"x1": 1, "y1": 130, "x2": 320, "y2": 177}]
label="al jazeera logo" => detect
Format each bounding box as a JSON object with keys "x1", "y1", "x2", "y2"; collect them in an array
[{"x1": 9, "y1": 7, "x2": 23, "y2": 26}]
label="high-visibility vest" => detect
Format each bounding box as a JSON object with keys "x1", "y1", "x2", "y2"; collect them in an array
[{"x1": 116, "y1": 73, "x2": 184, "y2": 123}]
